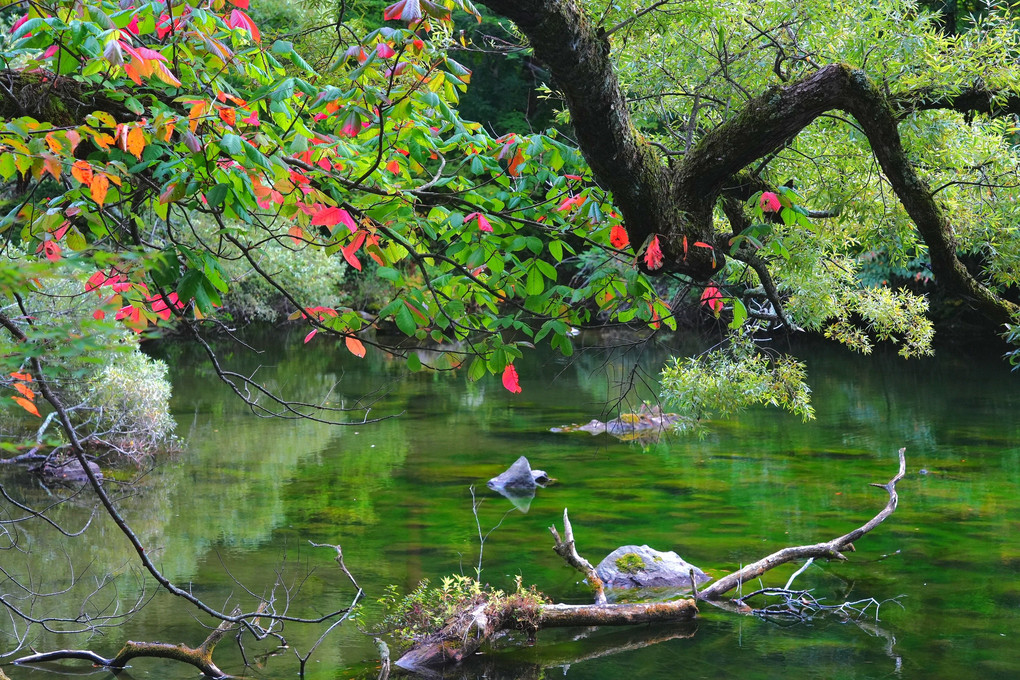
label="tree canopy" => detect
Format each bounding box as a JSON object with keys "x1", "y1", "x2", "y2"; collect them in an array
[{"x1": 1, "y1": 0, "x2": 1019, "y2": 431}]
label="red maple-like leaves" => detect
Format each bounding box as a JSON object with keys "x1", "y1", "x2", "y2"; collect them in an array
[
  {"x1": 502, "y1": 363, "x2": 522, "y2": 394},
  {"x1": 610, "y1": 224, "x2": 629, "y2": 249},
  {"x1": 644, "y1": 235, "x2": 664, "y2": 270},
  {"x1": 700, "y1": 285, "x2": 724, "y2": 316}
]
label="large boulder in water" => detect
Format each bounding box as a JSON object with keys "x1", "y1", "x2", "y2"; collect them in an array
[{"x1": 596, "y1": 545, "x2": 709, "y2": 590}]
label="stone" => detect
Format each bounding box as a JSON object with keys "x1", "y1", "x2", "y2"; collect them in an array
[
  {"x1": 487, "y1": 456, "x2": 550, "y2": 514},
  {"x1": 596, "y1": 544, "x2": 710, "y2": 590},
  {"x1": 487, "y1": 456, "x2": 548, "y2": 491}
]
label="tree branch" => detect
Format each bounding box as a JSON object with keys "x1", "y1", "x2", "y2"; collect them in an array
[{"x1": 697, "y1": 448, "x2": 907, "y2": 600}]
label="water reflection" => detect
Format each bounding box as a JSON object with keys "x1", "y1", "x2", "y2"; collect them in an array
[{"x1": 2, "y1": 331, "x2": 1018, "y2": 680}]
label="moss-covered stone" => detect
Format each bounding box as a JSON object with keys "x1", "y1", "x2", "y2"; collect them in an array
[{"x1": 615, "y1": 552, "x2": 645, "y2": 574}]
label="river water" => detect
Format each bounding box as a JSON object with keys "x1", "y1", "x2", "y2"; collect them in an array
[{"x1": 3, "y1": 329, "x2": 1019, "y2": 679}]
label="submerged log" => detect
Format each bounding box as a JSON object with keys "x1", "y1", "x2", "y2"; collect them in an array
[{"x1": 394, "y1": 599, "x2": 697, "y2": 671}]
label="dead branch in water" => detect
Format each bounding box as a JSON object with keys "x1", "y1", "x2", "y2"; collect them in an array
[{"x1": 697, "y1": 448, "x2": 907, "y2": 600}]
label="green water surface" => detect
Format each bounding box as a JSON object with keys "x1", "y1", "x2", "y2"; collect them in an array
[{"x1": 3, "y1": 329, "x2": 1018, "y2": 679}]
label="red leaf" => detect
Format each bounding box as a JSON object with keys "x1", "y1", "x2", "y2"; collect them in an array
[
  {"x1": 342, "y1": 231, "x2": 367, "y2": 271},
  {"x1": 502, "y1": 363, "x2": 522, "y2": 394},
  {"x1": 304, "y1": 328, "x2": 318, "y2": 343},
  {"x1": 700, "y1": 285, "x2": 724, "y2": 316},
  {"x1": 465, "y1": 212, "x2": 492, "y2": 233},
  {"x1": 227, "y1": 0, "x2": 250, "y2": 8},
  {"x1": 229, "y1": 9, "x2": 261, "y2": 43},
  {"x1": 288, "y1": 225, "x2": 305, "y2": 245},
  {"x1": 376, "y1": 43, "x2": 396, "y2": 59},
  {"x1": 760, "y1": 191, "x2": 781, "y2": 212},
  {"x1": 384, "y1": 0, "x2": 422, "y2": 22},
  {"x1": 643, "y1": 235, "x2": 664, "y2": 271},
  {"x1": 610, "y1": 224, "x2": 629, "y2": 249},
  {"x1": 556, "y1": 195, "x2": 585, "y2": 212},
  {"x1": 310, "y1": 206, "x2": 358, "y2": 232},
  {"x1": 345, "y1": 336, "x2": 367, "y2": 358}
]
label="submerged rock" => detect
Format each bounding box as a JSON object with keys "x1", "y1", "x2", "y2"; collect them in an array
[
  {"x1": 487, "y1": 456, "x2": 548, "y2": 491},
  {"x1": 552, "y1": 405, "x2": 681, "y2": 440},
  {"x1": 487, "y1": 456, "x2": 550, "y2": 513},
  {"x1": 38, "y1": 458, "x2": 103, "y2": 485},
  {"x1": 596, "y1": 545, "x2": 709, "y2": 590}
]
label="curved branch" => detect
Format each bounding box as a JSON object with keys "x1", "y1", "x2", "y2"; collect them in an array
[{"x1": 697, "y1": 448, "x2": 906, "y2": 600}]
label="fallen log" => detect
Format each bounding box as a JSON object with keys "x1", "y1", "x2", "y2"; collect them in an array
[{"x1": 394, "y1": 598, "x2": 697, "y2": 670}]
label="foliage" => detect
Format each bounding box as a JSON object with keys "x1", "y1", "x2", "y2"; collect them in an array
[
  {"x1": 660, "y1": 326, "x2": 815, "y2": 437},
  {"x1": 0, "y1": 0, "x2": 1018, "y2": 438},
  {"x1": 80, "y1": 349, "x2": 177, "y2": 457},
  {"x1": 378, "y1": 573, "x2": 544, "y2": 644}
]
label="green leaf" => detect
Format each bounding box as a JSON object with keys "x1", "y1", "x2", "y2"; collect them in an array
[
  {"x1": 205, "y1": 183, "x2": 230, "y2": 208},
  {"x1": 220, "y1": 134, "x2": 243, "y2": 155},
  {"x1": 406, "y1": 352, "x2": 422, "y2": 372},
  {"x1": 729, "y1": 298, "x2": 748, "y2": 329},
  {"x1": 395, "y1": 304, "x2": 416, "y2": 336}
]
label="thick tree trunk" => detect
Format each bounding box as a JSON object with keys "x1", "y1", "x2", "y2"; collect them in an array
[{"x1": 483, "y1": 1, "x2": 1018, "y2": 324}]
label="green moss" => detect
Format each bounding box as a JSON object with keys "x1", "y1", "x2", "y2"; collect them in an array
[{"x1": 615, "y1": 552, "x2": 645, "y2": 574}]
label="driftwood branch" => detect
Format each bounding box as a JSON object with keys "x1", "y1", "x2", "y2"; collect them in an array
[
  {"x1": 395, "y1": 509, "x2": 697, "y2": 670},
  {"x1": 549, "y1": 508, "x2": 607, "y2": 605},
  {"x1": 698, "y1": 448, "x2": 907, "y2": 600},
  {"x1": 15, "y1": 608, "x2": 242, "y2": 677}
]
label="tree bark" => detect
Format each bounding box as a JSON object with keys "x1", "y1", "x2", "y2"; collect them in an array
[{"x1": 393, "y1": 598, "x2": 697, "y2": 670}]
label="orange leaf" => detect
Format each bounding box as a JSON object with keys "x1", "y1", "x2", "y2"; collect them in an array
[
  {"x1": 189, "y1": 101, "x2": 207, "y2": 133},
  {"x1": 124, "y1": 60, "x2": 143, "y2": 85},
  {"x1": 12, "y1": 396, "x2": 40, "y2": 417},
  {"x1": 288, "y1": 225, "x2": 305, "y2": 245},
  {"x1": 45, "y1": 132, "x2": 62, "y2": 154},
  {"x1": 10, "y1": 372, "x2": 32, "y2": 382},
  {"x1": 508, "y1": 148, "x2": 525, "y2": 176},
  {"x1": 42, "y1": 156, "x2": 61, "y2": 180},
  {"x1": 71, "y1": 160, "x2": 93, "y2": 185},
  {"x1": 126, "y1": 127, "x2": 145, "y2": 159},
  {"x1": 92, "y1": 132, "x2": 115, "y2": 150},
  {"x1": 13, "y1": 382, "x2": 34, "y2": 399},
  {"x1": 153, "y1": 61, "x2": 182, "y2": 87},
  {"x1": 345, "y1": 336, "x2": 367, "y2": 358},
  {"x1": 90, "y1": 174, "x2": 109, "y2": 208},
  {"x1": 218, "y1": 107, "x2": 236, "y2": 127}
]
